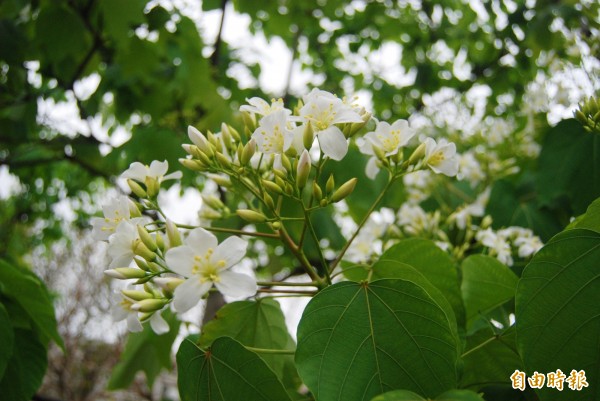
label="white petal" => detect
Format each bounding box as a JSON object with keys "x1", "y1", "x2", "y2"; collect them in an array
[
  {"x1": 212, "y1": 236, "x2": 248, "y2": 269},
  {"x1": 173, "y1": 278, "x2": 210, "y2": 313},
  {"x1": 149, "y1": 160, "x2": 169, "y2": 177},
  {"x1": 365, "y1": 157, "x2": 380, "y2": 179},
  {"x1": 112, "y1": 304, "x2": 128, "y2": 322},
  {"x1": 165, "y1": 246, "x2": 196, "y2": 277},
  {"x1": 126, "y1": 313, "x2": 143, "y2": 332},
  {"x1": 122, "y1": 162, "x2": 147, "y2": 181},
  {"x1": 185, "y1": 228, "x2": 218, "y2": 255},
  {"x1": 317, "y1": 126, "x2": 348, "y2": 161},
  {"x1": 214, "y1": 271, "x2": 257, "y2": 299},
  {"x1": 150, "y1": 312, "x2": 170, "y2": 335},
  {"x1": 163, "y1": 171, "x2": 183, "y2": 181}
]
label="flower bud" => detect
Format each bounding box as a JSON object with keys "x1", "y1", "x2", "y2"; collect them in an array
[
  {"x1": 264, "y1": 192, "x2": 275, "y2": 209},
  {"x1": 145, "y1": 176, "x2": 160, "y2": 198},
  {"x1": 216, "y1": 152, "x2": 232, "y2": 168},
  {"x1": 320, "y1": 199, "x2": 328, "y2": 207},
  {"x1": 154, "y1": 277, "x2": 184, "y2": 292},
  {"x1": 331, "y1": 177, "x2": 357, "y2": 203},
  {"x1": 237, "y1": 209, "x2": 268, "y2": 223},
  {"x1": 241, "y1": 138, "x2": 257, "y2": 165},
  {"x1": 262, "y1": 179, "x2": 283, "y2": 194},
  {"x1": 296, "y1": 150, "x2": 311, "y2": 189},
  {"x1": 207, "y1": 173, "x2": 231, "y2": 187},
  {"x1": 155, "y1": 232, "x2": 165, "y2": 252},
  {"x1": 127, "y1": 179, "x2": 147, "y2": 198},
  {"x1": 270, "y1": 221, "x2": 281, "y2": 230},
  {"x1": 134, "y1": 257, "x2": 150, "y2": 271},
  {"x1": 220, "y1": 123, "x2": 233, "y2": 149},
  {"x1": 202, "y1": 194, "x2": 225, "y2": 211},
  {"x1": 131, "y1": 298, "x2": 168, "y2": 312},
  {"x1": 241, "y1": 111, "x2": 257, "y2": 132},
  {"x1": 121, "y1": 289, "x2": 153, "y2": 301},
  {"x1": 408, "y1": 142, "x2": 427, "y2": 165},
  {"x1": 179, "y1": 158, "x2": 204, "y2": 171},
  {"x1": 134, "y1": 240, "x2": 156, "y2": 261},
  {"x1": 104, "y1": 267, "x2": 147, "y2": 279},
  {"x1": 188, "y1": 126, "x2": 212, "y2": 154},
  {"x1": 165, "y1": 219, "x2": 182, "y2": 247},
  {"x1": 312, "y1": 182, "x2": 323, "y2": 201},
  {"x1": 326, "y1": 174, "x2": 335, "y2": 194},
  {"x1": 147, "y1": 262, "x2": 163, "y2": 273},
  {"x1": 137, "y1": 225, "x2": 157, "y2": 252},
  {"x1": 129, "y1": 199, "x2": 142, "y2": 218},
  {"x1": 281, "y1": 154, "x2": 292, "y2": 172},
  {"x1": 303, "y1": 122, "x2": 315, "y2": 150},
  {"x1": 481, "y1": 215, "x2": 493, "y2": 229}
]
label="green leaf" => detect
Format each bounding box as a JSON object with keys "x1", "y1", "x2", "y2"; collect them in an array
[
  {"x1": 296, "y1": 280, "x2": 460, "y2": 400},
  {"x1": 176, "y1": 336, "x2": 293, "y2": 401},
  {"x1": 371, "y1": 388, "x2": 486, "y2": 401},
  {"x1": 460, "y1": 255, "x2": 518, "y2": 329},
  {"x1": 435, "y1": 389, "x2": 486, "y2": 401},
  {"x1": 0, "y1": 328, "x2": 47, "y2": 401},
  {"x1": 0, "y1": 303, "x2": 14, "y2": 377},
  {"x1": 460, "y1": 327, "x2": 523, "y2": 390},
  {"x1": 99, "y1": 0, "x2": 145, "y2": 42},
  {"x1": 373, "y1": 239, "x2": 464, "y2": 329},
  {"x1": 370, "y1": 390, "x2": 426, "y2": 401},
  {"x1": 198, "y1": 299, "x2": 295, "y2": 382},
  {"x1": 536, "y1": 119, "x2": 600, "y2": 215},
  {"x1": 107, "y1": 310, "x2": 180, "y2": 389},
  {"x1": 0, "y1": 259, "x2": 63, "y2": 349},
  {"x1": 515, "y1": 228, "x2": 600, "y2": 401},
  {"x1": 572, "y1": 196, "x2": 600, "y2": 233}
]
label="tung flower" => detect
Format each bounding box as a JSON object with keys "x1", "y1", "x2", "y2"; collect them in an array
[
  {"x1": 91, "y1": 195, "x2": 135, "y2": 241},
  {"x1": 364, "y1": 119, "x2": 415, "y2": 156},
  {"x1": 122, "y1": 160, "x2": 182, "y2": 184},
  {"x1": 165, "y1": 228, "x2": 256, "y2": 313},
  {"x1": 240, "y1": 97, "x2": 290, "y2": 117},
  {"x1": 251, "y1": 110, "x2": 294, "y2": 155},
  {"x1": 422, "y1": 138, "x2": 459, "y2": 177}
]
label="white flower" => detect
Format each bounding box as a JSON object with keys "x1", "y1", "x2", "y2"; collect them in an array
[
  {"x1": 240, "y1": 97, "x2": 290, "y2": 117},
  {"x1": 251, "y1": 110, "x2": 294, "y2": 155},
  {"x1": 514, "y1": 235, "x2": 543, "y2": 258},
  {"x1": 112, "y1": 295, "x2": 169, "y2": 334},
  {"x1": 476, "y1": 228, "x2": 513, "y2": 266},
  {"x1": 398, "y1": 204, "x2": 439, "y2": 236},
  {"x1": 122, "y1": 160, "x2": 182, "y2": 183},
  {"x1": 299, "y1": 90, "x2": 363, "y2": 161},
  {"x1": 364, "y1": 119, "x2": 415, "y2": 156},
  {"x1": 165, "y1": 228, "x2": 256, "y2": 313},
  {"x1": 422, "y1": 138, "x2": 459, "y2": 177},
  {"x1": 107, "y1": 219, "x2": 149, "y2": 268},
  {"x1": 91, "y1": 195, "x2": 134, "y2": 241},
  {"x1": 457, "y1": 152, "x2": 485, "y2": 186}
]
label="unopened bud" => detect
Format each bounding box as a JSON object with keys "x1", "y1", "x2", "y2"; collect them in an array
[
  {"x1": 220, "y1": 123, "x2": 233, "y2": 149},
  {"x1": 134, "y1": 257, "x2": 150, "y2": 271},
  {"x1": 264, "y1": 192, "x2": 275, "y2": 209},
  {"x1": 346, "y1": 112, "x2": 372, "y2": 138},
  {"x1": 241, "y1": 138, "x2": 257, "y2": 165},
  {"x1": 202, "y1": 194, "x2": 225, "y2": 210},
  {"x1": 131, "y1": 298, "x2": 168, "y2": 312},
  {"x1": 155, "y1": 232, "x2": 165, "y2": 252},
  {"x1": 331, "y1": 177, "x2": 357, "y2": 203},
  {"x1": 312, "y1": 182, "x2": 323, "y2": 201},
  {"x1": 481, "y1": 215, "x2": 493, "y2": 229},
  {"x1": 237, "y1": 209, "x2": 268, "y2": 223},
  {"x1": 408, "y1": 142, "x2": 427, "y2": 165},
  {"x1": 165, "y1": 219, "x2": 182, "y2": 247},
  {"x1": 179, "y1": 158, "x2": 204, "y2": 171},
  {"x1": 373, "y1": 145, "x2": 387, "y2": 162},
  {"x1": 154, "y1": 277, "x2": 184, "y2": 292},
  {"x1": 326, "y1": 174, "x2": 335, "y2": 194},
  {"x1": 122, "y1": 289, "x2": 153, "y2": 301},
  {"x1": 134, "y1": 240, "x2": 156, "y2": 261},
  {"x1": 303, "y1": 122, "x2": 314, "y2": 150},
  {"x1": 241, "y1": 111, "x2": 257, "y2": 132},
  {"x1": 128, "y1": 198, "x2": 142, "y2": 218},
  {"x1": 127, "y1": 179, "x2": 147, "y2": 198},
  {"x1": 145, "y1": 176, "x2": 160, "y2": 198},
  {"x1": 188, "y1": 126, "x2": 212, "y2": 154},
  {"x1": 104, "y1": 267, "x2": 147, "y2": 279},
  {"x1": 147, "y1": 262, "x2": 163, "y2": 273},
  {"x1": 137, "y1": 225, "x2": 157, "y2": 252},
  {"x1": 262, "y1": 180, "x2": 283, "y2": 194},
  {"x1": 207, "y1": 173, "x2": 231, "y2": 187},
  {"x1": 216, "y1": 152, "x2": 231, "y2": 168},
  {"x1": 296, "y1": 150, "x2": 311, "y2": 189},
  {"x1": 281, "y1": 154, "x2": 292, "y2": 172}
]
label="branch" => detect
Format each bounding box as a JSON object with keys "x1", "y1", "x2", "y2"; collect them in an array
[{"x1": 210, "y1": 0, "x2": 229, "y2": 68}]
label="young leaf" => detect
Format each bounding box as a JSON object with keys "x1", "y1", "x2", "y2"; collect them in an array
[
  {"x1": 516, "y1": 228, "x2": 600, "y2": 401},
  {"x1": 296, "y1": 279, "x2": 460, "y2": 401},
  {"x1": 0, "y1": 304, "x2": 14, "y2": 378},
  {"x1": 176, "y1": 336, "x2": 292, "y2": 401}
]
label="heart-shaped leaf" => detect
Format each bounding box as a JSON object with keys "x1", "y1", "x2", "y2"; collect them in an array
[{"x1": 296, "y1": 279, "x2": 460, "y2": 401}]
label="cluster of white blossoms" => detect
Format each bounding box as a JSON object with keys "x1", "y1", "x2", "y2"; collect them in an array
[
  {"x1": 476, "y1": 227, "x2": 543, "y2": 266},
  {"x1": 93, "y1": 160, "x2": 256, "y2": 334}
]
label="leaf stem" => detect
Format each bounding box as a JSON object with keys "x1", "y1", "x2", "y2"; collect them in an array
[
  {"x1": 257, "y1": 281, "x2": 319, "y2": 287},
  {"x1": 460, "y1": 335, "x2": 498, "y2": 358},
  {"x1": 244, "y1": 346, "x2": 296, "y2": 355}
]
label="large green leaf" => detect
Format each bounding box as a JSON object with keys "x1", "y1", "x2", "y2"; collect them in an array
[
  {"x1": 374, "y1": 239, "x2": 464, "y2": 329},
  {"x1": 572, "y1": 196, "x2": 600, "y2": 233},
  {"x1": 198, "y1": 299, "x2": 297, "y2": 385},
  {"x1": 460, "y1": 326, "x2": 523, "y2": 390},
  {"x1": 0, "y1": 328, "x2": 47, "y2": 401},
  {"x1": 107, "y1": 310, "x2": 180, "y2": 389},
  {"x1": 371, "y1": 389, "x2": 485, "y2": 401},
  {"x1": 176, "y1": 336, "x2": 292, "y2": 401},
  {"x1": 516, "y1": 229, "x2": 600, "y2": 401},
  {"x1": 0, "y1": 303, "x2": 14, "y2": 377},
  {"x1": 460, "y1": 255, "x2": 518, "y2": 329},
  {"x1": 295, "y1": 280, "x2": 460, "y2": 401},
  {"x1": 0, "y1": 259, "x2": 63, "y2": 349},
  {"x1": 536, "y1": 119, "x2": 600, "y2": 215}
]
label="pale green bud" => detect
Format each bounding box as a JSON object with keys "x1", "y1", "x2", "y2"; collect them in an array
[
  {"x1": 179, "y1": 158, "x2": 205, "y2": 171},
  {"x1": 145, "y1": 176, "x2": 160, "y2": 198},
  {"x1": 202, "y1": 194, "x2": 225, "y2": 210},
  {"x1": 207, "y1": 173, "x2": 231, "y2": 187},
  {"x1": 270, "y1": 221, "x2": 281, "y2": 231},
  {"x1": 241, "y1": 111, "x2": 257, "y2": 132},
  {"x1": 241, "y1": 138, "x2": 257, "y2": 165},
  {"x1": 165, "y1": 219, "x2": 182, "y2": 247},
  {"x1": 134, "y1": 240, "x2": 156, "y2": 261},
  {"x1": 220, "y1": 122, "x2": 233, "y2": 149},
  {"x1": 481, "y1": 215, "x2": 493, "y2": 229},
  {"x1": 326, "y1": 174, "x2": 335, "y2": 194},
  {"x1": 264, "y1": 192, "x2": 275, "y2": 209},
  {"x1": 104, "y1": 267, "x2": 147, "y2": 279},
  {"x1": 312, "y1": 182, "x2": 323, "y2": 201},
  {"x1": 303, "y1": 122, "x2": 315, "y2": 150},
  {"x1": 131, "y1": 298, "x2": 168, "y2": 312},
  {"x1": 137, "y1": 225, "x2": 157, "y2": 252},
  {"x1": 237, "y1": 209, "x2": 268, "y2": 223},
  {"x1": 154, "y1": 277, "x2": 184, "y2": 293},
  {"x1": 262, "y1": 179, "x2": 283, "y2": 194},
  {"x1": 155, "y1": 232, "x2": 165, "y2": 252},
  {"x1": 188, "y1": 126, "x2": 212, "y2": 155},
  {"x1": 134, "y1": 257, "x2": 150, "y2": 271},
  {"x1": 296, "y1": 150, "x2": 311, "y2": 189},
  {"x1": 228, "y1": 124, "x2": 241, "y2": 142},
  {"x1": 408, "y1": 142, "x2": 427, "y2": 165},
  {"x1": 216, "y1": 152, "x2": 232, "y2": 168},
  {"x1": 121, "y1": 289, "x2": 153, "y2": 301},
  {"x1": 331, "y1": 177, "x2": 358, "y2": 203},
  {"x1": 129, "y1": 199, "x2": 142, "y2": 218},
  {"x1": 127, "y1": 179, "x2": 147, "y2": 198},
  {"x1": 281, "y1": 154, "x2": 292, "y2": 172},
  {"x1": 147, "y1": 262, "x2": 163, "y2": 273}
]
